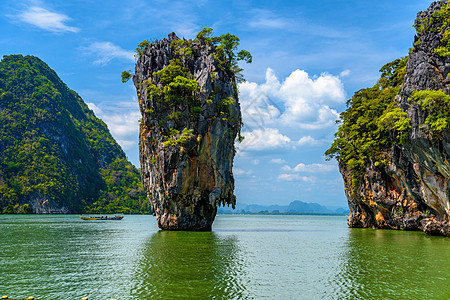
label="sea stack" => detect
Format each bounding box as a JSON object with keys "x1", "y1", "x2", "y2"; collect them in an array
[
  {"x1": 332, "y1": 1, "x2": 450, "y2": 236},
  {"x1": 133, "y1": 31, "x2": 244, "y2": 230}
]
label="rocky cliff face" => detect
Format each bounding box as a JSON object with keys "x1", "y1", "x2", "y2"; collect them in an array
[
  {"x1": 134, "y1": 33, "x2": 241, "y2": 230},
  {"x1": 343, "y1": 1, "x2": 450, "y2": 236},
  {"x1": 0, "y1": 55, "x2": 147, "y2": 214}
]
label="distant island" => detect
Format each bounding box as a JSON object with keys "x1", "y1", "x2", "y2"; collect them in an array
[{"x1": 218, "y1": 200, "x2": 349, "y2": 215}]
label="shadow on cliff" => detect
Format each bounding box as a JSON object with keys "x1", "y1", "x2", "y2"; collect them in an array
[{"x1": 131, "y1": 230, "x2": 248, "y2": 299}]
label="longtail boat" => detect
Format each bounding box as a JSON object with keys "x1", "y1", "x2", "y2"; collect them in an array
[{"x1": 78, "y1": 216, "x2": 124, "y2": 221}]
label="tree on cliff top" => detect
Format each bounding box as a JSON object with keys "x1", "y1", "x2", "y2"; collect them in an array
[
  {"x1": 196, "y1": 27, "x2": 252, "y2": 83},
  {"x1": 123, "y1": 28, "x2": 252, "y2": 84},
  {"x1": 325, "y1": 57, "x2": 410, "y2": 193}
]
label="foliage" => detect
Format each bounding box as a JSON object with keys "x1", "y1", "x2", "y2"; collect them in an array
[
  {"x1": 163, "y1": 128, "x2": 194, "y2": 147},
  {"x1": 378, "y1": 105, "x2": 411, "y2": 143},
  {"x1": 195, "y1": 27, "x2": 252, "y2": 82},
  {"x1": 146, "y1": 59, "x2": 202, "y2": 125},
  {"x1": 137, "y1": 28, "x2": 248, "y2": 149},
  {"x1": 217, "y1": 96, "x2": 235, "y2": 121},
  {"x1": 196, "y1": 27, "x2": 214, "y2": 42},
  {"x1": 170, "y1": 39, "x2": 193, "y2": 58},
  {"x1": 121, "y1": 70, "x2": 132, "y2": 83},
  {"x1": 432, "y1": 2, "x2": 450, "y2": 56},
  {"x1": 325, "y1": 57, "x2": 410, "y2": 193},
  {"x1": 0, "y1": 55, "x2": 149, "y2": 214},
  {"x1": 411, "y1": 89, "x2": 450, "y2": 136},
  {"x1": 378, "y1": 58, "x2": 407, "y2": 89},
  {"x1": 413, "y1": 2, "x2": 450, "y2": 56},
  {"x1": 85, "y1": 158, "x2": 150, "y2": 214},
  {"x1": 135, "y1": 40, "x2": 150, "y2": 58},
  {"x1": 154, "y1": 59, "x2": 191, "y2": 85},
  {"x1": 237, "y1": 132, "x2": 245, "y2": 143}
]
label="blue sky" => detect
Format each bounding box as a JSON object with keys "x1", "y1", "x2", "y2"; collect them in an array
[{"x1": 1, "y1": 0, "x2": 434, "y2": 208}]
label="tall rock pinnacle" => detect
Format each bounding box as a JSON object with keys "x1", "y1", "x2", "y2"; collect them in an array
[{"x1": 133, "y1": 31, "x2": 248, "y2": 230}]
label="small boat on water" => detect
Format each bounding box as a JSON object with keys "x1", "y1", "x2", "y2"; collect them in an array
[{"x1": 78, "y1": 215, "x2": 124, "y2": 221}]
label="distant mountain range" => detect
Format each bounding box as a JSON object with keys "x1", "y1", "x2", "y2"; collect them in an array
[{"x1": 218, "y1": 200, "x2": 349, "y2": 214}]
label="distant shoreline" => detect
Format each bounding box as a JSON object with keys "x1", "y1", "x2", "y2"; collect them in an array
[{"x1": 217, "y1": 212, "x2": 348, "y2": 216}]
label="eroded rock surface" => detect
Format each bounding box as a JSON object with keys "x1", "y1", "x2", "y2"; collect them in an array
[
  {"x1": 134, "y1": 33, "x2": 241, "y2": 230},
  {"x1": 343, "y1": 1, "x2": 450, "y2": 236}
]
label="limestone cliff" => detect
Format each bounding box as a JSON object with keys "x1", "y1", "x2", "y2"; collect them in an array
[
  {"x1": 338, "y1": 1, "x2": 450, "y2": 236},
  {"x1": 134, "y1": 32, "x2": 245, "y2": 230},
  {"x1": 0, "y1": 55, "x2": 147, "y2": 214}
]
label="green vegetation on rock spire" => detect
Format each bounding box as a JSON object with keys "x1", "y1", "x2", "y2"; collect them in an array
[{"x1": 134, "y1": 29, "x2": 249, "y2": 230}]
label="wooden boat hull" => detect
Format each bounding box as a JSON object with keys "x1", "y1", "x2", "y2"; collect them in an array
[{"x1": 78, "y1": 216, "x2": 124, "y2": 221}]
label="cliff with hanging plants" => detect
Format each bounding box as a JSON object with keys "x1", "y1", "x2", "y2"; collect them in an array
[
  {"x1": 0, "y1": 55, "x2": 149, "y2": 214},
  {"x1": 130, "y1": 28, "x2": 251, "y2": 230},
  {"x1": 326, "y1": 1, "x2": 450, "y2": 236}
]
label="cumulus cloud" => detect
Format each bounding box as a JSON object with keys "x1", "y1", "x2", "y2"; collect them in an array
[
  {"x1": 340, "y1": 69, "x2": 351, "y2": 77},
  {"x1": 297, "y1": 136, "x2": 327, "y2": 147},
  {"x1": 270, "y1": 158, "x2": 287, "y2": 164},
  {"x1": 278, "y1": 69, "x2": 344, "y2": 128},
  {"x1": 301, "y1": 176, "x2": 318, "y2": 183},
  {"x1": 238, "y1": 68, "x2": 345, "y2": 130},
  {"x1": 86, "y1": 102, "x2": 102, "y2": 115},
  {"x1": 81, "y1": 41, "x2": 134, "y2": 66},
  {"x1": 282, "y1": 163, "x2": 337, "y2": 173},
  {"x1": 278, "y1": 173, "x2": 300, "y2": 181},
  {"x1": 247, "y1": 9, "x2": 293, "y2": 29},
  {"x1": 234, "y1": 168, "x2": 253, "y2": 176},
  {"x1": 278, "y1": 174, "x2": 318, "y2": 183},
  {"x1": 237, "y1": 128, "x2": 291, "y2": 151},
  {"x1": 239, "y1": 69, "x2": 282, "y2": 130},
  {"x1": 17, "y1": 6, "x2": 79, "y2": 33}
]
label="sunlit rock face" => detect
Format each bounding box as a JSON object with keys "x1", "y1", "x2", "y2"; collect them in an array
[
  {"x1": 133, "y1": 33, "x2": 240, "y2": 230},
  {"x1": 342, "y1": 1, "x2": 450, "y2": 236}
]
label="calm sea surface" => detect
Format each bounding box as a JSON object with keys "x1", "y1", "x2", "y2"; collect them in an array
[{"x1": 0, "y1": 214, "x2": 449, "y2": 299}]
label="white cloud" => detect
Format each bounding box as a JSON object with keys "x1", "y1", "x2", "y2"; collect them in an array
[
  {"x1": 87, "y1": 102, "x2": 140, "y2": 151},
  {"x1": 239, "y1": 68, "x2": 281, "y2": 130},
  {"x1": 297, "y1": 136, "x2": 325, "y2": 147},
  {"x1": 247, "y1": 9, "x2": 292, "y2": 29},
  {"x1": 278, "y1": 70, "x2": 344, "y2": 129},
  {"x1": 340, "y1": 69, "x2": 351, "y2": 77},
  {"x1": 238, "y1": 128, "x2": 291, "y2": 151},
  {"x1": 81, "y1": 41, "x2": 135, "y2": 66},
  {"x1": 280, "y1": 70, "x2": 344, "y2": 104},
  {"x1": 17, "y1": 6, "x2": 79, "y2": 33},
  {"x1": 278, "y1": 173, "x2": 300, "y2": 181},
  {"x1": 238, "y1": 68, "x2": 345, "y2": 131},
  {"x1": 270, "y1": 158, "x2": 287, "y2": 164},
  {"x1": 234, "y1": 168, "x2": 253, "y2": 176},
  {"x1": 86, "y1": 102, "x2": 102, "y2": 115},
  {"x1": 282, "y1": 163, "x2": 336, "y2": 173},
  {"x1": 117, "y1": 140, "x2": 136, "y2": 151},
  {"x1": 278, "y1": 174, "x2": 318, "y2": 183},
  {"x1": 300, "y1": 176, "x2": 318, "y2": 183}
]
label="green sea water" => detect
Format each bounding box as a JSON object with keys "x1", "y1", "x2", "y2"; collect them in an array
[{"x1": 0, "y1": 214, "x2": 449, "y2": 299}]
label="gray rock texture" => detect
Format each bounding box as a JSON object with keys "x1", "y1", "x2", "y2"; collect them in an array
[
  {"x1": 342, "y1": 0, "x2": 450, "y2": 236},
  {"x1": 133, "y1": 33, "x2": 241, "y2": 230}
]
